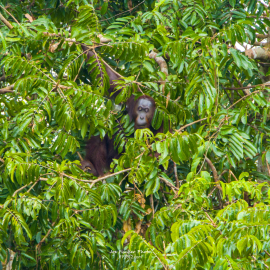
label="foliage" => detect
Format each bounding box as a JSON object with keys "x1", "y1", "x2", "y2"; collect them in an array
[{"x1": 0, "y1": 0, "x2": 270, "y2": 269}]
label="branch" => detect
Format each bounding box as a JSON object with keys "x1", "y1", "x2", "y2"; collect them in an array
[
  {"x1": 12, "y1": 182, "x2": 32, "y2": 197},
  {"x1": 36, "y1": 221, "x2": 56, "y2": 252},
  {"x1": 0, "y1": 85, "x2": 14, "y2": 94},
  {"x1": 204, "y1": 157, "x2": 222, "y2": 191},
  {"x1": 202, "y1": 208, "x2": 217, "y2": 227},
  {"x1": 77, "y1": 152, "x2": 83, "y2": 162},
  {"x1": 0, "y1": 12, "x2": 13, "y2": 29},
  {"x1": 0, "y1": 82, "x2": 71, "y2": 94},
  {"x1": 100, "y1": 0, "x2": 145, "y2": 22},
  {"x1": 159, "y1": 177, "x2": 179, "y2": 195},
  {"x1": 227, "y1": 89, "x2": 265, "y2": 110},
  {"x1": 0, "y1": 6, "x2": 20, "y2": 25},
  {"x1": 256, "y1": 34, "x2": 270, "y2": 39},
  {"x1": 89, "y1": 168, "x2": 131, "y2": 188},
  {"x1": 174, "y1": 162, "x2": 179, "y2": 188},
  {"x1": 149, "y1": 50, "x2": 168, "y2": 96},
  {"x1": 150, "y1": 194, "x2": 154, "y2": 219},
  {"x1": 97, "y1": 34, "x2": 112, "y2": 43},
  {"x1": 248, "y1": 40, "x2": 270, "y2": 46},
  {"x1": 0, "y1": 75, "x2": 11, "y2": 81},
  {"x1": 224, "y1": 81, "x2": 270, "y2": 90},
  {"x1": 177, "y1": 118, "x2": 208, "y2": 132},
  {"x1": 247, "y1": 15, "x2": 269, "y2": 19},
  {"x1": 245, "y1": 46, "x2": 270, "y2": 61}
]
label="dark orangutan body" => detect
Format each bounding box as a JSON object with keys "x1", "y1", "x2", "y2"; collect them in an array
[
  {"x1": 80, "y1": 46, "x2": 164, "y2": 176},
  {"x1": 83, "y1": 134, "x2": 119, "y2": 176},
  {"x1": 81, "y1": 95, "x2": 161, "y2": 176}
]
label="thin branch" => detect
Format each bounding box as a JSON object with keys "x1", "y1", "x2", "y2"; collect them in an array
[
  {"x1": 26, "y1": 180, "x2": 39, "y2": 193},
  {"x1": 161, "y1": 189, "x2": 169, "y2": 206},
  {"x1": 204, "y1": 157, "x2": 222, "y2": 191},
  {"x1": 12, "y1": 183, "x2": 32, "y2": 197},
  {"x1": 159, "y1": 177, "x2": 179, "y2": 195},
  {"x1": 0, "y1": 6, "x2": 20, "y2": 25},
  {"x1": 252, "y1": 255, "x2": 269, "y2": 269},
  {"x1": 150, "y1": 194, "x2": 154, "y2": 219},
  {"x1": 218, "y1": 169, "x2": 229, "y2": 180},
  {"x1": 100, "y1": 0, "x2": 145, "y2": 22},
  {"x1": 227, "y1": 89, "x2": 264, "y2": 110},
  {"x1": 177, "y1": 118, "x2": 208, "y2": 132},
  {"x1": 0, "y1": 75, "x2": 7, "y2": 81},
  {"x1": 224, "y1": 82, "x2": 270, "y2": 90},
  {"x1": 248, "y1": 40, "x2": 270, "y2": 46},
  {"x1": 87, "y1": 168, "x2": 131, "y2": 187},
  {"x1": 223, "y1": 88, "x2": 234, "y2": 105},
  {"x1": 0, "y1": 85, "x2": 14, "y2": 94},
  {"x1": 77, "y1": 152, "x2": 83, "y2": 162},
  {"x1": 173, "y1": 162, "x2": 179, "y2": 188},
  {"x1": 202, "y1": 208, "x2": 217, "y2": 227},
  {"x1": 266, "y1": 161, "x2": 270, "y2": 176},
  {"x1": 36, "y1": 221, "x2": 56, "y2": 252},
  {"x1": 0, "y1": 12, "x2": 13, "y2": 29},
  {"x1": 73, "y1": 59, "x2": 85, "y2": 82},
  {"x1": 247, "y1": 15, "x2": 268, "y2": 18},
  {"x1": 207, "y1": 186, "x2": 217, "y2": 198},
  {"x1": 149, "y1": 50, "x2": 168, "y2": 94},
  {"x1": 256, "y1": 34, "x2": 270, "y2": 39}
]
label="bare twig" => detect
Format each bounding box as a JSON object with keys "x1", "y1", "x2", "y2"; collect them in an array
[
  {"x1": 150, "y1": 194, "x2": 154, "y2": 219},
  {"x1": 73, "y1": 59, "x2": 85, "y2": 82},
  {"x1": 0, "y1": 85, "x2": 14, "y2": 94},
  {"x1": 36, "y1": 221, "x2": 56, "y2": 252},
  {"x1": 227, "y1": 89, "x2": 265, "y2": 110},
  {"x1": 173, "y1": 162, "x2": 179, "y2": 188},
  {"x1": 100, "y1": 0, "x2": 145, "y2": 22},
  {"x1": 87, "y1": 168, "x2": 131, "y2": 187},
  {"x1": 12, "y1": 183, "x2": 32, "y2": 197},
  {"x1": 77, "y1": 152, "x2": 83, "y2": 162},
  {"x1": 0, "y1": 12, "x2": 13, "y2": 29},
  {"x1": 0, "y1": 6, "x2": 20, "y2": 25},
  {"x1": 266, "y1": 161, "x2": 270, "y2": 176},
  {"x1": 204, "y1": 157, "x2": 222, "y2": 191},
  {"x1": 159, "y1": 177, "x2": 179, "y2": 195},
  {"x1": 252, "y1": 255, "x2": 269, "y2": 269},
  {"x1": 177, "y1": 118, "x2": 208, "y2": 132},
  {"x1": 202, "y1": 208, "x2": 217, "y2": 227},
  {"x1": 149, "y1": 50, "x2": 168, "y2": 94},
  {"x1": 224, "y1": 82, "x2": 270, "y2": 90},
  {"x1": 207, "y1": 186, "x2": 217, "y2": 198},
  {"x1": 204, "y1": 156, "x2": 223, "y2": 209}
]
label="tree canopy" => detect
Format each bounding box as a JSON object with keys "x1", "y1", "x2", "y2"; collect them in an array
[{"x1": 1, "y1": 0, "x2": 270, "y2": 269}]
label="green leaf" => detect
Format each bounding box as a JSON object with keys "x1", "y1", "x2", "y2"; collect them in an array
[{"x1": 100, "y1": 2, "x2": 108, "y2": 15}]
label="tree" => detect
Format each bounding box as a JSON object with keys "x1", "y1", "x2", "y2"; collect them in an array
[{"x1": 0, "y1": 0, "x2": 270, "y2": 269}]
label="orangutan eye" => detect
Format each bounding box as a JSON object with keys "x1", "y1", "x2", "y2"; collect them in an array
[
  {"x1": 145, "y1": 108, "x2": 149, "y2": 113},
  {"x1": 138, "y1": 106, "x2": 142, "y2": 111}
]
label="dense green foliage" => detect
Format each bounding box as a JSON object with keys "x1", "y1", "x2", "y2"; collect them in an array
[{"x1": 1, "y1": 0, "x2": 270, "y2": 269}]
